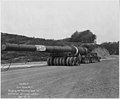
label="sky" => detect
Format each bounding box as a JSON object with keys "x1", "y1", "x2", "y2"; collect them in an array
[{"x1": 1, "y1": 0, "x2": 119, "y2": 44}]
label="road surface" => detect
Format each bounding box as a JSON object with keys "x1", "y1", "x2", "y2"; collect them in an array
[{"x1": 1, "y1": 58, "x2": 119, "y2": 98}]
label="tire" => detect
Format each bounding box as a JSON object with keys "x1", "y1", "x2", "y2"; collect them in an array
[
  {"x1": 56, "y1": 58, "x2": 59, "y2": 65},
  {"x1": 92, "y1": 58, "x2": 94, "y2": 63},
  {"x1": 59, "y1": 57, "x2": 63, "y2": 66},
  {"x1": 66, "y1": 57, "x2": 70, "y2": 66},
  {"x1": 85, "y1": 58, "x2": 89, "y2": 64},
  {"x1": 74, "y1": 57, "x2": 79, "y2": 66},
  {"x1": 81, "y1": 58, "x2": 85, "y2": 63},
  {"x1": 69, "y1": 57, "x2": 73, "y2": 66},
  {"x1": 71, "y1": 57, "x2": 76, "y2": 66},
  {"x1": 61, "y1": 58, "x2": 66, "y2": 66},
  {"x1": 87, "y1": 58, "x2": 90, "y2": 64},
  {"x1": 47, "y1": 57, "x2": 53, "y2": 66},
  {"x1": 84, "y1": 58, "x2": 87, "y2": 64},
  {"x1": 98, "y1": 58, "x2": 100, "y2": 62},
  {"x1": 93, "y1": 58, "x2": 95, "y2": 63},
  {"x1": 53, "y1": 58, "x2": 57, "y2": 65},
  {"x1": 47, "y1": 58, "x2": 50, "y2": 65}
]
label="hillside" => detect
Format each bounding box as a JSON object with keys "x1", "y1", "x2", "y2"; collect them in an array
[
  {"x1": 1, "y1": 33, "x2": 75, "y2": 63},
  {"x1": 1, "y1": 32, "x2": 118, "y2": 64},
  {"x1": 1, "y1": 33, "x2": 58, "y2": 63}
]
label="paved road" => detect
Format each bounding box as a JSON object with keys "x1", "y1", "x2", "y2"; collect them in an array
[{"x1": 1, "y1": 58, "x2": 119, "y2": 98}]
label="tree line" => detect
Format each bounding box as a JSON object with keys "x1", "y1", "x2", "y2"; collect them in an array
[{"x1": 101, "y1": 42, "x2": 119, "y2": 55}]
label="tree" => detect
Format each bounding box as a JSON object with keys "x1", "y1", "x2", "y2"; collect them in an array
[{"x1": 69, "y1": 30, "x2": 96, "y2": 43}]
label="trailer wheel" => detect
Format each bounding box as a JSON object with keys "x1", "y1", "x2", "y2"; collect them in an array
[
  {"x1": 56, "y1": 58, "x2": 59, "y2": 65},
  {"x1": 58, "y1": 57, "x2": 62, "y2": 66},
  {"x1": 61, "y1": 58, "x2": 65, "y2": 66},
  {"x1": 66, "y1": 57, "x2": 70, "y2": 66},
  {"x1": 47, "y1": 57, "x2": 53, "y2": 66},
  {"x1": 47, "y1": 58, "x2": 50, "y2": 65},
  {"x1": 69, "y1": 57, "x2": 74, "y2": 66},
  {"x1": 53, "y1": 58, "x2": 57, "y2": 65},
  {"x1": 59, "y1": 57, "x2": 62, "y2": 65},
  {"x1": 72, "y1": 57, "x2": 77, "y2": 66},
  {"x1": 74, "y1": 57, "x2": 80, "y2": 66}
]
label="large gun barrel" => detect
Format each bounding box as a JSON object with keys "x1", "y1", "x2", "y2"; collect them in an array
[
  {"x1": 2, "y1": 43, "x2": 88, "y2": 55},
  {"x1": 2, "y1": 43, "x2": 100, "y2": 66}
]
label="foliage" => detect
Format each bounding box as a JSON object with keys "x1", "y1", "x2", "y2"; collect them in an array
[
  {"x1": 101, "y1": 42, "x2": 119, "y2": 55},
  {"x1": 69, "y1": 30, "x2": 96, "y2": 43}
]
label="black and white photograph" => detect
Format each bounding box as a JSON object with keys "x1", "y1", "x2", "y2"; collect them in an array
[{"x1": 1, "y1": 0, "x2": 119, "y2": 98}]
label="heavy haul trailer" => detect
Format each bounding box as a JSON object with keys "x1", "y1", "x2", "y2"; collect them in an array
[{"x1": 2, "y1": 43, "x2": 101, "y2": 66}]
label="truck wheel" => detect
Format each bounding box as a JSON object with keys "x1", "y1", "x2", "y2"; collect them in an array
[
  {"x1": 91, "y1": 58, "x2": 94, "y2": 63},
  {"x1": 81, "y1": 59, "x2": 84, "y2": 63},
  {"x1": 84, "y1": 58, "x2": 87, "y2": 64},
  {"x1": 98, "y1": 58, "x2": 100, "y2": 62},
  {"x1": 86, "y1": 58, "x2": 89, "y2": 64}
]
